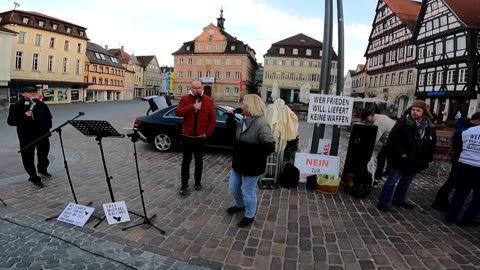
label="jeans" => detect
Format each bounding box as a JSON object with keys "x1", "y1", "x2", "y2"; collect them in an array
[
  {"x1": 229, "y1": 169, "x2": 259, "y2": 218},
  {"x1": 375, "y1": 145, "x2": 391, "y2": 176},
  {"x1": 181, "y1": 136, "x2": 204, "y2": 189},
  {"x1": 446, "y1": 162, "x2": 480, "y2": 224},
  {"x1": 378, "y1": 168, "x2": 415, "y2": 205}
]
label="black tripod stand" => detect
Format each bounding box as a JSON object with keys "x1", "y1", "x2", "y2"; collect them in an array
[
  {"x1": 122, "y1": 129, "x2": 165, "y2": 234},
  {"x1": 0, "y1": 198, "x2": 6, "y2": 206},
  {"x1": 69, "y1": 120, "x2": 142, "y2": 228}
]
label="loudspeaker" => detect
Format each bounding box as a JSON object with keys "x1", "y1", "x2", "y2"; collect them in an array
[{"x1": 342, "y1": 123, "x2": 377, "y2": 181}]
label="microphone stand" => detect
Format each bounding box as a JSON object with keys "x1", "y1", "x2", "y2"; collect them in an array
[
  {"x1": 0, "y1": 197, "x2": 6, "y2": 206},
  {"x1": 122, "y1": 129, "x2": 165, "y2": 234}
]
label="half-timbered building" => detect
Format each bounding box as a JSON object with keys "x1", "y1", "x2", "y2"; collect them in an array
[
  {"x1": 365, "y1": 0, "x2": 421, "y2": 118},
  {"x1": 413, "y1": 0, "x2": 480, "y2": 121}
]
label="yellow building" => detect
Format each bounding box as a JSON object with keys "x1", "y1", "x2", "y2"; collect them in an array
[
  {"x1": 84, "y1": 42, "x2": 126, "y2": 101},
  {"x1": 0, "y1": 9, "x2": 89, "y2": 104}
]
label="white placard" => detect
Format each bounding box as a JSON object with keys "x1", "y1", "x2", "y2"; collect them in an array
[
  {"x1": 57, "y1": 203, "x2": 95, "y2": 227},
  {"x1": 102, "y1": 201, "x2": 130, "y2": 225},
  {"x1": 307, "y1": 94, "x2": 354, "y2": 125},
  {"x1": 294, "y1": 153, "x2": 340, "y2": 182},
  {"x1": 318, "y1": 139, "x2": 331, "y2": 155}
]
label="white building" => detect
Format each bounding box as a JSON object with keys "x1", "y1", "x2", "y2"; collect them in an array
[
  {"x1": 0, "y1": 26, "x2": 16, "y2": 109},
  {"x1": 351, "y1": 64, "x2": 368, "y2": 97}
]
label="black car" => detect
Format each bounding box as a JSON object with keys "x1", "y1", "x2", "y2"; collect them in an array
[{"x1": 134, "y1": 97, "x2": 243, "y2": 152}]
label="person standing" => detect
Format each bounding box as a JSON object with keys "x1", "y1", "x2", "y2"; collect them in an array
[
  {"x1": 445, "y1": 123, "x2": 480, "y2": 226},
  {"x1": 377, "y1": 100, "x2": 437, "y2": 211},
  {"x1": 226, "y1": 94, "x2": 275, "y2": 228},
  {"x1": 176, "y1": 80, "x2": 216, "y2": 195},
  {"x1": 432, "y1": 112, "x2": 480, "y2": 211},
  {"x1": 7, "y1": 87, "x2": 53, "y2": 188}
]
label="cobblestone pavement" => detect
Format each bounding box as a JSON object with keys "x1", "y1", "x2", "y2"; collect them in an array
[{"x1": 1, "y1": 101, "x2": 480, "y2": 270}]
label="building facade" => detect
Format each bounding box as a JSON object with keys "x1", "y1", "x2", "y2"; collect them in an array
[
  {"x1": 0, "y1": 26, "x2": 16, "y2": 109},
  {"x1": 413, "y1": 0, "x2": 480, "y2": 121},
  {"x1": 255, "y1": 64, "x2": 264, "y2": 95},
  {"x1": 350, "y1": 64, "x2": 369, "y2": 97},
  {"x1": 159, "y1": 66, "x2": 174, "y2": 95},
  {"x1": 137, "y1": 55, "x2": 161, "y2": 96},
  {"x1": 172, "y1": 10, "x2": 257, "y2": 101},
  {"x1": 343, "y1": 70, "x2": 355, "y2": 97},
  {"x1": 365, "y1": 0, "x2": 421, "y2": 118},
  {"x1": 262, "y1": 33, "x2": 338, "y2": 104},
  {"x1": 109, "y1": 46, "x2": 135, "y2": 100},
  {"x1": 130, "y1": 54, "x2": 145, "y2": 98},
  {"x1": 0, "y1": 9, "x2": 89, "y2": 104},
  {"x1": 84, "y1": 42, "x2": 126, "y2": 102}
]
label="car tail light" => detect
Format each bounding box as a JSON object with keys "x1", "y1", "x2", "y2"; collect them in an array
[{"x1": 134, "y1": 119, "x2": 142, "y2": 127}]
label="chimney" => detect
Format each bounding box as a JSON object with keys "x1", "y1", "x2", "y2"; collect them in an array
[
  {"x1": 121, "y1": 45, "x2": 124, "y2": 51},
  {"x1": 105, "y1": 45, "x2": 108, "y2": 50}
]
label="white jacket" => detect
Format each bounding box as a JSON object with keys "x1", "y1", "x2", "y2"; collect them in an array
[
  {"x1": 373, "y1": 114, "x2": 396, "y2": 143},
  {"x1": 459, "y1": 125, "x2": 480, "y2": 168}
]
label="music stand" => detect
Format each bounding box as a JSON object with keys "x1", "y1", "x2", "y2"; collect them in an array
[
  {"x1": 0, "y1": 197, "x2": 6, "y2": 206},
  {"x1": 122, "y1": 129, "x2": 165, "y2": 234},
  {"x1": 69, "y1": 120, "x2": 142, "y2": 228}
]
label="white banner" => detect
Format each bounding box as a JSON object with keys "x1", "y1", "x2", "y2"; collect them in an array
[
  {"x1": 318, "y1": 139, "x2": 331, "y2": 155},
  {"x1": 294, "y1": 153, "x2": 340, "y2": 182},
  {"x1": 307, "y1": 94, "x2": 354, "y2": 125},
  {"x1": 57, "y1": 203, "x2": 95, "y2": 227},
  {"x1": 102, "y1": 201, "x2": 131, "y2": 225}
]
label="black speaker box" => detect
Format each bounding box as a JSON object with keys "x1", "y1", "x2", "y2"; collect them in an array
[{"x1": 342, "y1": 123, "x2": 377, "y2": 181}]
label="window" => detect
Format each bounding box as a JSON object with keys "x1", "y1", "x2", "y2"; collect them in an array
[
  {"x1": 206, "y1": 59, "x2": 211, "y2": 65},
  {"x1": 99, "y1": 78, "x2": 103, "y2": 85},
  {"x1": 235, "y1": 59, "x2": 241, "y2": 65},
  {"x1": 215, "y1": 58, "x2": 221, "y2": 65},
  {"x1": 92, "y1": 77, "x2": 97, "y2": 84},
  {"x1": 391, "y1": 73, "x2": 396, "y2": 85},
  {"x1": 76, "y1": 60, "x2": 81, "y2": 74},
  {"x1": 99, "y1": 54, "x2": 106, "y2": 60},
  {"x1": 293, "y1": 48, "x2": 298, "y2": 55},
  {"x1": 34, "y1": 34, "x2": 41, "y2": 46},
  {"x1": 93, "y1": 65, "x2": 97, "y2": 72},
  {"x1": 407, "y1": 46, "x2": 414, "y2": 57},
  {"x1": 18, "y1": 32, "x2": 26, "y2": 44},
  {"x1": 31, "y1": 53, "x2": 39, "y2": 71},
  {"x1": 52, "y1": 24, "x2": 58, "y2": 30},
  {"x1": 433, "y1": 18, "x2": 439, "y2": 28},
  {"x1": 63, "y1": 58, "x2": 68, "y2": 73},
  {"x1": 80, "y1": 31, "x2": 84, "y2": 37},
  {"x1": 457, "y1": 36, "x2": 466, "y2": 50},
  {"x1": 99, "y1": 66, "x2": 103, "y2": 73},
  {"x1": 391, "y1": 50, "x2": 396, "y2": 61},
  {"x1": 419, "y1": 74, "x2": 425, "y2": 86},
  {"x1": 234, "y1": 72, "x2": 240, "y2": 79},
  {"x1": 306, "y1": 49, "x2": 312, "y2": 56},
  {"x1": 385, "y1": 74, "x2": 390, "y2": 85},
  {"x1": 427, "y1": 73, "x2": 434, "y2": 85},
  {"x1": 477, "y1": 36, "x2": 480, "y2": 49},
  {"x1": 436, "y1": 71, "x2": 444, "y2": 85},
  {"x1": 66, "y1": 27, "x2": 72, "y2": 34},
  {"x1": 226, "y1": 59, "x2": 232, "y2": 65},
  {"x1": 77, "y1": 43, "x2": 82, "y2": 53},
  {"x1": 186, "y1": 46, "x2": 190, "y2": 51},
  {"x1": 197, "y1": 59, "x2": 202, "y2": 65},
  {"x1": 398, "y1": 48, "x2": 404, "y2": 59},
  {"x1": 197, "y1": 71, "x2": 202, "y2": 78},
  {"x1": 440, "y1": 16, "x2": 447, "y2": 26},
  {"x1": 48, "y1": 56, "x2": 54, "y2": 72},
  {"x1": 407, "y1": 70, "x2": 413, "y2": 84},
  {"x1": 207, "y1": 44, "x2": 212, "y2": 50},
  {"x1": 38, "y1": 20, "x2": 45, "y2": 27},
  {"x1": 48, "y1": 37, "x2": 55, "y2": 48},
  {"x1": 234, "y1": 87, "x2": 239, "y2": 96},
  {"x1": 105, "y1": 67, "x2": 109, "y2": 74},
  {"x1": 178, "y1": 71, "x2": 183, "y2": 78},
  {"x1": 446, "y1": 70, "x2": 455, "y2": 84},
  {"x1": 458, "y1": 68, "x2": 467, "y2": 83},
  {"x1": 399, "y1": 72, "x2": 404, "y2": 84},
  {"x1": 446, "y1": 39, "x2": 454, "y2": 52},
  {"x1": 188, "y1": 58, "x2": 192, "y2": 65},
  {"x1": 22, "y1": 17, "x2": 29, "y2": 24},
  {"x1": 215, "y1": 71, "x2": 220, "y2": 79},
  {"x1": 436, "y1": 42, "x2": 443, "y2": 55},
  {"x1": 427, "y1": 45, "x2": 434, "y2": 57},
  {"x1": 64, "y1": 40, "x2": 69, "y2": 51},
  {"x1": 231, "y1": 45, "x2": 235, "y2": 50},
  {"x1": 380, "y1": 75, "x2": 384, "y2": 86},
  {"x1": 279, "y1": 48, "x2": 285, "y2": 54},
  {"x1": 216, "y1": 44, "x2": 222, "y2": 51},
  {"x1": 187, "y1": 71, "x2": 192, "y2": 78},
  {"x1": 198, "y1": 44, "x2": 204, "y2": 51},
  {"x1": 15, "y1": 51, "x2": 24, "y2": 69},
  {"x1": 225, "y1": 71, "x2": 231, "y2": 79},
  {"x1": 224, "y1": 87, "x2": 230, "y2": 96}
]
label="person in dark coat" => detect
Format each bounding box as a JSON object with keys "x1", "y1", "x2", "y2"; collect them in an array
[
  {"x1": 377, "y1": 100, "x2": 437, "y2": 211},
  {"x1": 7, "y1": 87, "x2": 53, "y2": 188},
  {"x1": 226, "y1": 94, "x2": 275, "y2": 228},
  {"x1": 432, "y1": 112, "x2": 480, "y2": 211}
]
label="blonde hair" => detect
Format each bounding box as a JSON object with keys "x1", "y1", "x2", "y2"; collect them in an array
[{"x1": 243, "y1": 94, "x2": 266, "y2": 116}]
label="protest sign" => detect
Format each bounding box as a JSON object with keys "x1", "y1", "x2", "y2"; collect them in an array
[
  {"x1": 57, "y1": 203, "x2": 95, "y2": 227},
  {"x1": 307, "y1": 94, "x2": 354, "y2": 125},
  {"x1": 102, "y1": 201, "x2": 130, "y2": 225}
]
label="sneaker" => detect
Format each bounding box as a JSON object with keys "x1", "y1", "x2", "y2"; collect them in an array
[
  {"x1": 226, "y1": 206, "x2": 246, "y2": 215},
  {"x1": 237, "y1": 217, "x2": 255, "y2": 228},
  {"x1": 194, "y1": 184, "x2": 202, "y2": 191},
  {"x1": 392, "y1": 202, "x2": 415, "y2": 210},
  {"x1": 377, "y1": 203, "x2": 389, "y2": 212},
  {"x1": 179, "y1": 187, "x2": 189, "y2": 195},
  {"x1": 38, "y1": 171, "x2": 52, "y2": 178},
  {"x1": 28, "y1": 178, "x2": 44, "y2": 188}
]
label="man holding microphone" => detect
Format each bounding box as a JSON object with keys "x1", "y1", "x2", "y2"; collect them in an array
[
  {"x1": 7, "y1": 87, "x2": 53, "y2": 188},
  {"x1": 176, "y1": 80, "x2": 216, "y2": 195}
]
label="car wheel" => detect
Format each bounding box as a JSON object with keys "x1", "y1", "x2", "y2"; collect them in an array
[{"x1": 154, "y1": 133, "x2": 173, "y2": 152}]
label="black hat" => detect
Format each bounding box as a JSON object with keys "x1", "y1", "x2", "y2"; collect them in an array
[
  {"x1": 21, "y1": 87, "x2": 37, "y2": 93},
  {"x1": 471, "y1": 112, "x2": 480, "y2": 120},
  {"x1": 360, "y1": 109, "x2": 374, "y2": 121}
]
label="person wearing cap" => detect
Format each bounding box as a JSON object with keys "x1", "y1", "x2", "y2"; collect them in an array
[
  {"x1": 7, "y1": 87, "x2": 53, "y2": 188},
  {"x1": 445, "y1": 114, "x2": 480, "y2": 226},
  {"x1": 433, "y1": 112, "x2": 480, "y2": 211},
  {"x1": 377, "y1": 100, "x2": 437, "y2": 212}
]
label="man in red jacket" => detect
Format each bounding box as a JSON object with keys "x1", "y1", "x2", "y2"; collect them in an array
[{"x1": 176, "y1": 80, "x2": 216, "y2": 195}]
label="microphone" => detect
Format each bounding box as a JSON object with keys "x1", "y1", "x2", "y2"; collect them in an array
[
  {"x1": 79, "y1": 112, "x2": 85, "y2": 116},
  {"x1": 195, "y1": 95, "x2": 201, "y2": 114},
  {"x1": 133, "y1": 128, "x2": 147, "y2": 142}
]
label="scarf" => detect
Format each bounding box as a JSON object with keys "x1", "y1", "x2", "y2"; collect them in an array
[{"x1": 406, "y1": 114, "x2": 430, "y2": 139}]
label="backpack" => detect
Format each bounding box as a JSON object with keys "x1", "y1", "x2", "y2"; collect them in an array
[
  {"x1": 278, "y1": 163, "x2": 300, "y2": 189},
  {"x1": 344, "y1": 169, "x2": 372, "y2": 199}
]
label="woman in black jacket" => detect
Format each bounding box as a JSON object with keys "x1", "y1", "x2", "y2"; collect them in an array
[{"x1": 226, "y1": 94, "x2": 275, "y2": 228}]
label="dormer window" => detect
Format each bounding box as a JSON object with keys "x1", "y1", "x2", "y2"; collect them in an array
[
  {"x1": 279, "y1": 48, "x2": 285, "y2": 54},
  {"x1": 22, "y1": 17, "x2": 29, "y2": 24},
  {"x1": 66, "y1": 27, "x2": 72, "y2": 34},
  {"x1": 186, "y1": 46, "x2": 190, "y2": 51},
  {"x1": 293, "y1": 48, "x2": 298, "y2": 55},
  {"x1": 38, "y1": 20, "x2": 45, "y2": 27},
  {"x1": 52, "y1": 24, "x2": 58, "y2": 30},
  {"x1": 231, "y1": 45, "x2": 235, "y2": 50},
  {"x1": 0, "y1": 17, "x2": 3, "y2": 23},
  {"x1": 306, "y1": 49, "x2": 312, "y2": 56},
  {"x1": 80, "y1": 31, "x2": 84, "y2": 37}
]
